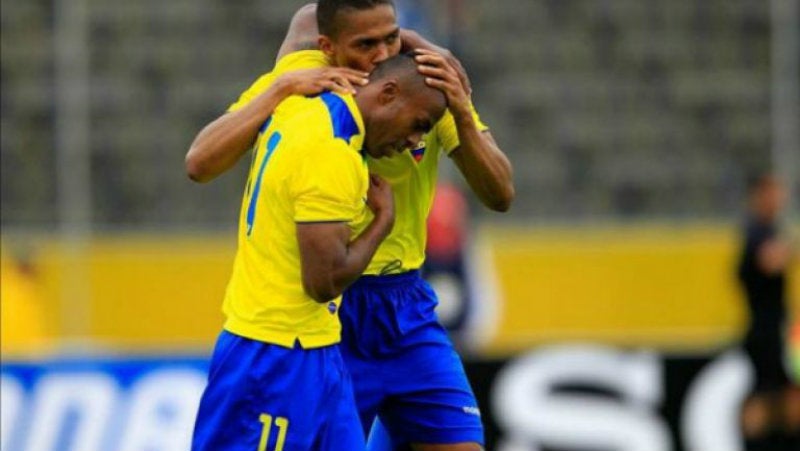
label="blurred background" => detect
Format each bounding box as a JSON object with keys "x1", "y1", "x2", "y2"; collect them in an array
[{"x1": 1, "y1": 1, "x2": 799, "y2": 450}]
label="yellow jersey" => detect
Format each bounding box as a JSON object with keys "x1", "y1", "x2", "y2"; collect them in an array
[
  {"x1": 223, "y1": 89, "x2": 368, "y2": 349},
  {"x1": 230, "y1": 50, "x2": 488, "y2": 277}
]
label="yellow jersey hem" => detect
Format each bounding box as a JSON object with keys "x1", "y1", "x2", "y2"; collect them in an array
[{"x1": 223, "y1": 318, "x2": 340, "y2": 349}]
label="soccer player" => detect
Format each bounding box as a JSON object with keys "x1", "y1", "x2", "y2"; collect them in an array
[
  {"x1": 737, "y1": 173, "x2": 800, "y2": 451},
  {"x1": 185, "y1": 1, "x2": 514, "y2": 449},
  {"x1": 190, "y1": 53, "x2": 447, "y2": 451}
]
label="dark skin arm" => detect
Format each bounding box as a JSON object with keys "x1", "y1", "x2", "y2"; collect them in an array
[
  {"x1": 414, "y1": 49, "x2": 515, "y2": 212},
  {"x1": 298, "y1": 175, "x2": 394, "y2": 302},
  {"x1": 276, "y1": 3, "x2": 320, "y2": 62},
  {"x1": 185, "y1": 67, "x2": 368, "y2": 183}
]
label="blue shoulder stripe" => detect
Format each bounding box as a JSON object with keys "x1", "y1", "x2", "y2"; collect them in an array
[{"x1": 319, "y1": 92, "x2": 360, "y2": 144}]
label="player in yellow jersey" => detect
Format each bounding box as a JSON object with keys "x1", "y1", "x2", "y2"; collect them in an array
[
  {"x1": 185, "y1": 1, "x2": 514, "y2": 450},
  {"x1": 190, "y1": 53, "x2": 447, "y2": 451}
]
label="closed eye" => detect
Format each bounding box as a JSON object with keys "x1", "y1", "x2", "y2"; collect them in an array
[
  {"x1": 416, "y1": 119, "x2": 433, "y2": 133},
  {"x1": 357, "y1": 39, "x2": 378, "y2": 50}
]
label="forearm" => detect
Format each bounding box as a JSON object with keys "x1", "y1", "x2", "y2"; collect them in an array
[
  {"x1": 451, "y1": 115, "x2": 515, "y2": 212},
  {"x1": 185, "y1": 81, "x2": 291, "y2": 183},
  {"x1": 400, "y1": 29, "x2": 428, "y2": 52},
  {"x1": 329, "y1": 214, "x2": 393, "y2": 294}
]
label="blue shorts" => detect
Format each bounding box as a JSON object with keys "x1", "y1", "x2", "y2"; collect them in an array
[
  {"x1": 191, "y1": 331, "x2": 365, "y2": 451},
  {"x1": 340, "y1": 271, "x2": 484, "y2": 446}
]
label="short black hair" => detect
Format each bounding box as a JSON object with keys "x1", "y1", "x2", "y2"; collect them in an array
[
  {"x1": 369, "y1": 52, "x2": 447, "y2": 105},
  {"x1": 368, "y1": 51, "x2": 419, "y2": 81},
  {"x1": 317, "y1": 0, "x2": 395, "y2": 37}
]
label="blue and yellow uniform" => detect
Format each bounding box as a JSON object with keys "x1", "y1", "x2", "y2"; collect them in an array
[
  {"x1": 220, "y1": 50, "x2": 488, "y2": 446},
  {"x1": 192, "y1": 83, "x2": 369, "y2": 451}
]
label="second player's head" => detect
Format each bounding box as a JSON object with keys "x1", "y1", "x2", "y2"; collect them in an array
[
  {"x1": 354, "y1": 53, "x2": 447, "y2": 159},
  {"x1": 317, "y1": 0, "x2": 402, "y2": 73}
]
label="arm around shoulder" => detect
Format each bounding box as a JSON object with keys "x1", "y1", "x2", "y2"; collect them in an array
[{"x1": 185, "y1": 79, "x2": 295, "y2": 183}]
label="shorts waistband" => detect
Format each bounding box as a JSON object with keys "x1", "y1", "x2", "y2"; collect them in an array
[{"x1": 353, "y1": 270, "x2": 421, "y2": 287}]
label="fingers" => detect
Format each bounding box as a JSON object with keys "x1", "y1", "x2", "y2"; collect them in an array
[
  {"x1": 323, "y1": 69, "x2": 368, "y2": 94},
  {"x1": 413, "y1": 48, "x2": 471, "y2": 96},
  {"x1": 416, "y1": 63, "x2": 458, "y2": 82},
  {"x1": 414, "y1": 55, "x2": 461, "y2": 95},
  {"x1": 449, "y1": 57, "x2": 472, "y2": 96},
  {"x1": 414, "y1": 51, "x2": 455, "y2": 73},
  {"x1": 282, "y1": 67, "x2": 368, "y2": 96},
  {"x1": 369, "y1": 174, "x2": 386, "y2": 187},
  {"x1": 331, "y1": 68, "x2": 369, "y2": 86},
  {"x1": 321, "y1": 79, "x2": 355, "y2": 95}
]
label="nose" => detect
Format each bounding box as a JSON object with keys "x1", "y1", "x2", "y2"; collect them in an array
[
  {"x1": 405, "y1": 133, "x2": 423, "y2": 149},
  {"x1": 373, "y1": 43, "x2": 390, "y2": 64}
]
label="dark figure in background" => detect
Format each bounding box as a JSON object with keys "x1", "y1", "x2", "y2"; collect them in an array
[{"x1": 737, "y1": 173, "x2": 800, "y2": 451}]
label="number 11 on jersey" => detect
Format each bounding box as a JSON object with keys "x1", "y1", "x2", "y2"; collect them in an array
[{"x1": 258, "y1": 413, "x2": 289, "y2": 451}]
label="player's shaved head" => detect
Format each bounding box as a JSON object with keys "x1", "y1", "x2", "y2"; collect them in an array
[
  {"x1": 317, "y1": 0, "x2": 395, "y2": 38},
  {"x1": 368, "y1": 52, "x2": 446, "y2": 105},
  {"x1": 354, "y1": 53, "x2": 447, "y2": 159}
]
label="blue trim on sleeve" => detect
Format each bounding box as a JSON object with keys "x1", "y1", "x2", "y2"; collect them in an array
[{"x1": 319, "y1": 92, "x2": 360, "y2": 144}]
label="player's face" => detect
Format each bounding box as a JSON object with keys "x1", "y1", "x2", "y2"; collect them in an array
[
  {"x1": 364, "y1": 90, "x2": 446, "y2": 159},
  {"x1": 321, "y1": 4, "x2": 402, "y2": 73}
]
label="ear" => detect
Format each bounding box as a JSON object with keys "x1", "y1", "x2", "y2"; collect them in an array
[
  {"x1": 377, "y1": 80, "x2": 399, "y2": 106},
  {"x1": 318, "y1": 35, "x2": 335, "y2": 57}
]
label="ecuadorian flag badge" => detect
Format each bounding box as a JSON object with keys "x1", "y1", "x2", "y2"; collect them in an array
[{"x1": 411, "y1": 142, "x2": 426, "y2": 163}]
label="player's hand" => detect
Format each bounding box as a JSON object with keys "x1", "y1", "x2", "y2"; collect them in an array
[
  {"x1": 412, "y1": 45, "x2": 472, "y2": 97},
  {"x1": 413, "y1": 49, "x2": 472, "y2": 117},
  {"x1": 366, "y1": 174, "x2": 394, "y2": 225},
  {"x1": 276, "y1": 67, "x2": 369, "y2": 97}
]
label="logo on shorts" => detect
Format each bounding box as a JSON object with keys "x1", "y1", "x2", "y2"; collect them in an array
[
  {"x1": 462, "y1": 406, "x2": 481, "y2": 417},
  {"x1": 327, "y1": 302, "x2": 337, "y2": 314}
]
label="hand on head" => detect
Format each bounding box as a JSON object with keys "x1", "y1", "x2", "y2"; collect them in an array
[
  {"x1": 277, "y1": 67, "x2": 369, "y2": 96},
  {"x1": 412, "y1": 49, "x2": 472, "y2": 116}
]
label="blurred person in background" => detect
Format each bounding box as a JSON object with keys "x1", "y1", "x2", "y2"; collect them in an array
[
  {"x1": 423, "y1": 181, "x2": 472, "y2": 346},
  {"x1": 186, "y1": 1, "x2": 513, "y2": 449},
  {"x1": 737, "y1": 173, "x2": 800, "y2": 451}
]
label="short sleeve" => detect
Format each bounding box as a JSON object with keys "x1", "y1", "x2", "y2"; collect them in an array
[
  {"x1": 292, "y1": 142, "x2": 366, "y2": 223},
  {"x1": 433, "y1": 102, "x2": 490, "y2": 155},
  {"x1": 227, "y1": 51, "x2": 331, "y2": 113},
  {"x1": 228, "y1": 72, "x2": 277, "y2": 113}
]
